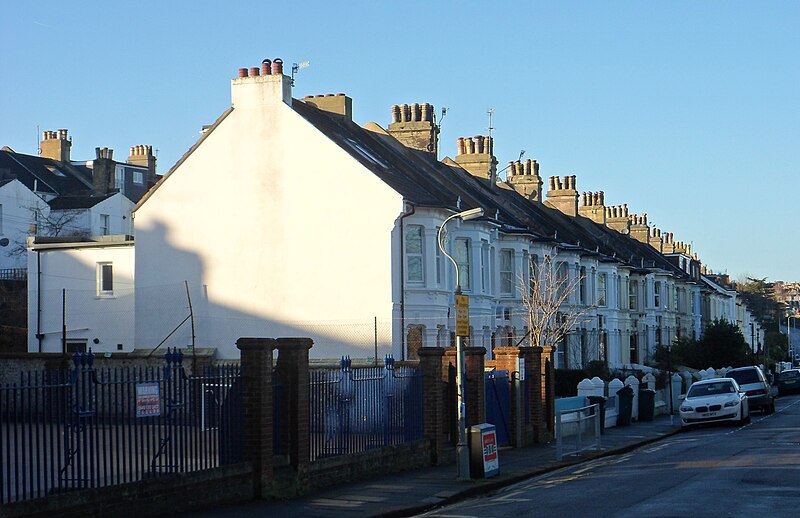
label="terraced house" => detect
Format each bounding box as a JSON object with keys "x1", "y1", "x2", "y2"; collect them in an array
[{"x1": 28, "y1": 59, "x2": 757, "y2": 366}]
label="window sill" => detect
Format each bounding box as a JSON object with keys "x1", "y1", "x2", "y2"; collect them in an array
[{"x1": 96, "y1": 294, "x2": 116, "y2": 299}]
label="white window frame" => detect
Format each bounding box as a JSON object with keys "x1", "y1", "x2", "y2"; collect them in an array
[
  {"x1": 579, "y1": 266, "x2": 587, "y2": 304},
  {"x1": 97, "y1": 262, "x2": 114, "y2": 297},
  {"x1": 454, "y1": 238, "x2": 471, "y2": 291},
  {"x1": 598, "y1": 273, "x2": 607, "y2": 307},
  {"x1": 404, "y1": 225, "x2": 425, "y2": 284},
  {"x1": 481, "y1": 242, "x2": 489, "y2": 293},
  {"x1": 133, "y1": 171, "x2": 144, "y2": 185},
  {"x1": 654, "y1": 281, "x2": 661, "y2": 308},
  {"x1": 500, "y1": 249, "x2": 514, "y2": 297},
  {"x1": 114, "y1": 167, "x2": 124, "y2": 189},
  {"x1": 435, "y1": 227, "x2": 443, "y2": 286},
  {"x1": 100, "y1": 214, "x2": 110, "y2": 235}
]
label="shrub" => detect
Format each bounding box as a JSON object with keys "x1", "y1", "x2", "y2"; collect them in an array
[{"x1": 555, "y1": 368, "x2": 589, "y2": 397}]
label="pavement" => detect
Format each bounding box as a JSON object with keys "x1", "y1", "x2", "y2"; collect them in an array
[{"x1": 193, "y1": 414, "x2": 682, "y2": 518}]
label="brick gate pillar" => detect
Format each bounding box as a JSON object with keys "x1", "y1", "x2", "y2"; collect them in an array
[
  {"x1": 274, "y1": 337, "x2": 313, "y2": 488},
  {"x1": 464, "y1": 346, "x2": 486, "y2": 427},
  {"x1": 530, "y1": 345, "x2": 556, "y2": 443},
  {"x1": 418, "y1": 347, "x2": 449, "y2": 465},
  {"x1": 236, "y1": 337, "x2": 276, "y2": 498}
]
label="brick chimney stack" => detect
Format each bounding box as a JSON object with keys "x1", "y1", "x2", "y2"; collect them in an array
[
  {"x1": 628, "y1": 213, "x2": 649, "y2": 244},
  {"x1": 662, "y1": 232, "x2": 676, "y2": 254},
  {"x1": 545, "y1": 175, "x2": 579, "y2": 217},
  {"x1": 302, "y1": 93, "x2": 353, "y2": 122},
  {"x1": 40, "y1": 129, "x2": 72, "y2": 163},
  {"x1": 605, "y1": 204, "x2": 630, "y2": 233},
  {"x1": 578, "y1": 191, "x2": 606, "y2": 224},
  {"x1": 127, "y1": 145, "x2": 158, "y2": 186},
  {"x1": 386, "y1": 103, "x2": 439, "y2": 159},
  {"x1": 92, "y1": 147, "x2": 115, "y2": 194},
  {"x1": 454, "y1": 135, "x2": 498, "y2": 181},
  {"x1": 648, "y1": 227, "x2": 663, "y2": 252},
  {"x1": 507, "y1": 159, "x2": 543, "y2": 202}
]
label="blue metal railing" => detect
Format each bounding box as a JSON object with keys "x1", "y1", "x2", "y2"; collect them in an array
[
  {"x1": 0, "y1": 349, "x2": 243, "y2": 504},
  {"x1": 309, "y1": 355, "x2": 424, "y2": 462}
]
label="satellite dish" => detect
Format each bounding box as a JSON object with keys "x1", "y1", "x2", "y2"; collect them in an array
[{"x1": 0, "y1": 238, "x2": 9, "y2": 247}]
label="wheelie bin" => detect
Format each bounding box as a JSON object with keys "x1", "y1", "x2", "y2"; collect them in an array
[{"x1": 616, "y1": 385, "x2": 634, "y2": 426}]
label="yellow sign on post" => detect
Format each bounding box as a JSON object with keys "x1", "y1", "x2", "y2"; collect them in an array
[{"x1": 455, "y1": 294, "x2": 470, "y2": 337}]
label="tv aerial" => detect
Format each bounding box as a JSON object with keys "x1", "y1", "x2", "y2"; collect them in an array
[{"x1": 291, "y1": 61, "x2": 310, "y2": 86}]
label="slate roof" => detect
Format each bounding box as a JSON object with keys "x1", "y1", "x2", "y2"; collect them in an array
[
  {"x1": 48, "y1": 192, "x2": 117, "y2": 210},
  {"x1": 0, "y1": 150, "x2": 93, "y2": 196},
  {"x1": 291, "y1": 100, "x2": 691, "y2": 281},
  {"x1": 132, "y1": 94, "x2": 692, "y2": 282}
]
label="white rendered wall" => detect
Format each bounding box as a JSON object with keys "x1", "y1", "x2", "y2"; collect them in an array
[
  {"x1": 27, "y1": 243, "x2": 135, "y2": 353},
  {"x1": 0, "y1": 180, "x2": 49, "y2": 270},
  {"x1": 134, "y1": 75, "x2": 403, "y2": 359}
]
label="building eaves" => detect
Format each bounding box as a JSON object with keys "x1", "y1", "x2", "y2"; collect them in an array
[{"x1": 29, "y1": 234, "x2": 134, "y2": 251}]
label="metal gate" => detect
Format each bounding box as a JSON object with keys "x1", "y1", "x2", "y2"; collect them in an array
[{"x1": 485, "y1": 369, "x2": 511, "y2": 446}]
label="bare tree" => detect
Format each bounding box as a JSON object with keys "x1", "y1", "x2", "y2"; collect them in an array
[
  {"x1": 519, "y1": 252, "x2": 595, "y2": 358},
  {"x1": 6, "y1": 206, "x2": 88, "y2": 259}
]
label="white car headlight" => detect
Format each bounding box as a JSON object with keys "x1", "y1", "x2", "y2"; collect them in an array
[
  {"x1": 680, "y1": 405, "x2": 693, "y2": 412},
  {"x1": 724, "y1": 400, "x2": 739, "y2": 407}
]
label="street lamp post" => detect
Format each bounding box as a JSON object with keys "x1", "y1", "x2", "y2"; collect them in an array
[{"x1": 437, "y1": 206, "x2": 484, "y2": 482}]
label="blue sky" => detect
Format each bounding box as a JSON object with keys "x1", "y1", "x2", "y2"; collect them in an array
[{"x1": 2, "y1": 1, "x2": 798, "y2": 282}]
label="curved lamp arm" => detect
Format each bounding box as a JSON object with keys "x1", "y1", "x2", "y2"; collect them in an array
[
  {"x1": 438, "y1": 213, "x2": 462, "y2": 291},
  {"x1": 436, "y1": 207, "x2": 485, "y2": 293}
]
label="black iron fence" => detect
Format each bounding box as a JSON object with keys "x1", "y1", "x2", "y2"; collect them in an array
[
  {"x1": 0, "y1": 349, "x2": 242, "y2": 504},
  {"x1": 309, "y1": 356, "x2": 423, "y2": 462}
]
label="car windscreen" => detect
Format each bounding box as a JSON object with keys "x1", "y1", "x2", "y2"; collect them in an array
[
  {"x1": 726, "y1": 369, "x2": 760, "y2": 384},
  {"x1": 779, "y1": 371, "x2": 800, "y2": 380},
  {"x1": 687, "y1": 382, "x2": 736, "y2": 398}
]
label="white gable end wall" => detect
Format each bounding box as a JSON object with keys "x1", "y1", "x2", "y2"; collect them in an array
[{"x1": 134, "y1": 73, "x2": 403, "y2": 359}]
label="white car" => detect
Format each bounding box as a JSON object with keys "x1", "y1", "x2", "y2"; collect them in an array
[{"x1": 679, "y1": 378, "x2": 750, "y2": 429}]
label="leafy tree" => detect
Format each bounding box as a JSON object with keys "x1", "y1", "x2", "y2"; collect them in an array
[
  {"x1": 697, "y1": 319, "x2": 752, "y2": 368},
  {"x1": 654, "y1": 320, "x2": 752, "y2": 370},
  {"x1": 765, "y1": 330, "x2": 788, "y2": 364},
  {"x1": 737, "y1": 277, "x2": 781, "y2": 327}
]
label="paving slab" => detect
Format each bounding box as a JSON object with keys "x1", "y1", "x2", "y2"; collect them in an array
[{"x1": 188, "y1": 413, "x2": 681, "y2": 518}]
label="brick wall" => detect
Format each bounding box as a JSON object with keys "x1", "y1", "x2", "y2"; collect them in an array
[
  {"x1": 309, "y1": 439, "x2": 430, "y2": 491},
  {"x1": 2, "y1": 464, "x2": 254, "y2": 518}
]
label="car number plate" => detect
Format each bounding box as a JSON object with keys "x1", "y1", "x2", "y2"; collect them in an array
[{"x1": 701, "y1": 412, "x2": 716, "y2": 417}]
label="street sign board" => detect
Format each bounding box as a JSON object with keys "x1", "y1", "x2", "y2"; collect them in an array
[
  {"x1": 135, "y1": 382, "x2": 161, "y2": 418},
  {"x1": 455, "y1": 294, "x2": 470, "y2": 337}
]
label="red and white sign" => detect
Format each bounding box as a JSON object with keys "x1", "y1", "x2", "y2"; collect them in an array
[
  {"x1": 482, "y1": 430, "x2": 499, "y2": 473},
  {"x1": 135, "y1": 382, "x2": 161, "y2": 418}
]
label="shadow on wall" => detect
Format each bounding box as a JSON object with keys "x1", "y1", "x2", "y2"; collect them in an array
[{"x1": 134, "y1": 219, "x2": 395, "y2": 360}]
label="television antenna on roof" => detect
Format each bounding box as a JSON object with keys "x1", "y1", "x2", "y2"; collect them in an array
[{"x1": 291, "y1": 61, "x2": 310, "y2": 86}]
